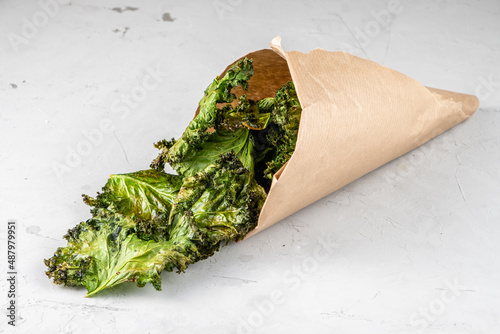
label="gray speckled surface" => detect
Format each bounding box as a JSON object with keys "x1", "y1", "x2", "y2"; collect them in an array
[{"x1": 1, "y1": 0, "x2": 499, "y2": 333}]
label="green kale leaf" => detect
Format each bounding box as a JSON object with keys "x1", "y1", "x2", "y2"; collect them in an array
[
  {"x1": 45, "y1": 153, "x2": 265, "y2": 296},
  {"x1": 45, "y1": 55, "x2": 302, "y2": 297}
]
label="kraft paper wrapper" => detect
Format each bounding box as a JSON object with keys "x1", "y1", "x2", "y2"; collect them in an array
[{"x1": 196, "y1": 36, "x2": 479, "y2": 239}]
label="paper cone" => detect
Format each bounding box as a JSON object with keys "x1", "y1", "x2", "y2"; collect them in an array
[{"x1": 198, "y1": 36, "x2": 480, "y2": 238}]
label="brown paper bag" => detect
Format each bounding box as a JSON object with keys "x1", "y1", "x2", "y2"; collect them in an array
[{"x1": 198, "y1": 36, "x2": 479, "y2": 238}]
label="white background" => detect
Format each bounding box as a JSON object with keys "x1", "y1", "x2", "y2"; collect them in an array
[{"x1": 1, "y1": 0, "x2": 499, "y2": 333}]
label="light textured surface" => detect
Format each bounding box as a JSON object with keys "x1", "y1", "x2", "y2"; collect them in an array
[{"x1": 1, "y1": 0, "x2": 499, "y2": 333}]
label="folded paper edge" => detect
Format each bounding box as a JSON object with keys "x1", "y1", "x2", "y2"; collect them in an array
[{"x1": 426, "y1": 87, "x2": 479, "y2": 116}]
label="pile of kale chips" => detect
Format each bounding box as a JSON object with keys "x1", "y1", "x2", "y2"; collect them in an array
[{"x1": 45, "y1": 58, "x2": 302, "y2": 296}]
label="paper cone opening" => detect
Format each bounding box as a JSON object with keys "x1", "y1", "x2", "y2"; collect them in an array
[{"x1": 194, "y1": 49, "x2": 292, "y2": 116}]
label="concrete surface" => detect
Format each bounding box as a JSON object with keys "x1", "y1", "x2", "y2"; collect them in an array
[{"x1": 1, "y1": 0, "x2": 499, "y2": 333}]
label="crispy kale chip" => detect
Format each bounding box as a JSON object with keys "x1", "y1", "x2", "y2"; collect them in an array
[
  {"x1": 261, "y1": 81, "x2": 302, "y2": 180},
  {"x1": 45, "y1": 153, "x2": 265, "y2": 296},
  {"x1": 150, "y1": 58, "x2": 255, "y2": 177},
  {"x1": 45, "y1": 57, "x2": 302, "y2": 296},
  {"x1": 84, "y1": 169, "x2": 182, "y2": 240}
]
